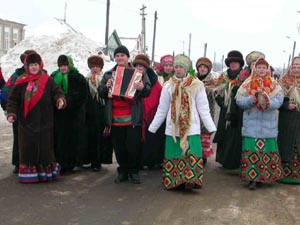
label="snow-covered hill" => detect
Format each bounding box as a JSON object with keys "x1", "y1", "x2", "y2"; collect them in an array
[{"x1": 0, "y1": 18, "x2": 115, "y2": 79}]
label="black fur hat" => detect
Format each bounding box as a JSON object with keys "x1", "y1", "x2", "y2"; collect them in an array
[
  {"x1": 225, "y1": 50, "x2": 244, "y2": 67},
  {"x1": 114, "y1": 45, "x2": 130, "y2": 58},
  {"x1": 57, "y1": 55, "x2": 69, "y2": 67},
  {"x1": 20, "y1": 49, "x2": 37, "y2": 63},
  {"x1": 26, "y1": 53, "x2": 42, "y2": 66}
]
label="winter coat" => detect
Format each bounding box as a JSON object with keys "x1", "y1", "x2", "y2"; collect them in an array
[
  {"x1": 277, "y1": 97, "x2": 300, "y2": 162},
  {"x1": 236, "y1": 92, "x2": 284, "y2": 138},
  {"x1": 51, "y1": 67, "x2": 88, "y2": 169},
  {"x1": 6, "y1": 76, "x2": 65, "y2": 166},
  {"x1": 148, "y1": 76, "x2": 216, "y2": 136}
]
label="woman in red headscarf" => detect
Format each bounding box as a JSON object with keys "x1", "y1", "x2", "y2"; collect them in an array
[
  {"x1": 278, "y1": 56, "x2": 300, "y2": 184},
  {"x1": 6, "y1": 53, "x2": 66, "y2": 183}
]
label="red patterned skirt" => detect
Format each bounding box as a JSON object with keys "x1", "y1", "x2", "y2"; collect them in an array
[
  {"x1": 279, "y1": 147, "x2": 300, "y2": 184},
  {"x1": 240, "y1": 137, "x2": 283, "y2": 182}
]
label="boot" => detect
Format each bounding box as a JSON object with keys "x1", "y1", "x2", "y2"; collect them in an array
[
  {"x1": 248, "y1": 181, "x2": 256, "y2": 190},
  {"x1": 129, "y1": 173, "x2": 141, "y2": 184},
  {"x1": 114, "y1": 172, "x2": 128, "y2": 183}
]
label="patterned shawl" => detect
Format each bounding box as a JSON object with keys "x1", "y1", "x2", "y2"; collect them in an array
[
  {"x1": 279, "y1": 57, "x2": 300, "y2": 110},
  {"x1": 239, "y1": 67, "x2": 280, "y2": 98},
  {"x1": 238, "y1": 65, "x2": 281, "y2": 111},
  {"x1": 169, "y1": 74, "x2": 204, "y2": 155},
  {"x1": 205, "y1": 70, "x2": 242, "y2": 107}
]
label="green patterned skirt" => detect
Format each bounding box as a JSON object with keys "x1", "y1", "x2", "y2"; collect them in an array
[
  {"x1": 163, "y1": 135, "x2": 203, "y2": 189},
  {"x1": 240, "y1": 137, "x2": 283, "y2": 182}
]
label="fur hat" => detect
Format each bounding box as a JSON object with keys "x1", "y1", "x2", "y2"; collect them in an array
[
  {"x1": 114, "y1": 45, "x2": 130, "y2": 58},
  {"x1": 174, "y1": 54, "x2": 192, "y2": 72},
  {"x1": 196, "y1": 57, "x2": 212, "y2": 73},
  {"x1": 132, "y1": 54, "x2": 150, "y2": 69},
  {"x1": 225, "y1": 50, "x2": 244, "y2": 67},
  {"x1": 246, "y1": 51, "x2": 265, "y2": 66},
  {"x1": 160, "y1": 54, "x2": 174, "y2": 66},
  {"x1": 25, "y1": 53, "x2": 42, "y2": 66},
  {"x1": 87, "y1": 55, "x2": 104, "y2": 69},
  {"x1": 255, "y1": 57, "x2": 269, "y2": 68},
  {"x1": 20, "y1": 49, "x2": 37, "y2": 63},
  {"x1": 57, "y1": 55, "x2": 70, "y2": 67}
]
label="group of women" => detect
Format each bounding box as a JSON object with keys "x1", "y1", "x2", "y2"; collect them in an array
[{"x1": 0, "y1": 46, "x2": 299, "y2": 192}]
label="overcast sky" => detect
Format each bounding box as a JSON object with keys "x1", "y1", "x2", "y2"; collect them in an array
[{"x1": 1, "y1": 0, "x2": 300, "y2": 68}]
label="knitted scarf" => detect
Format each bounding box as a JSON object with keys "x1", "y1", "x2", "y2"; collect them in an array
[{"x1": 169, "y1": 74, "x2": 203, "y2": 155}]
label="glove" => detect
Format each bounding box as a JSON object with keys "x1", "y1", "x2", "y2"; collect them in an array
[{"x1": 215, "y1": 95, "x2": 224, "y2": 107}]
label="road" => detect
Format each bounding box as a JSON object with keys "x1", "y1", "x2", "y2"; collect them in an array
[{"x1": 0, "y1": 112, "x2": 299, "y2": 225}]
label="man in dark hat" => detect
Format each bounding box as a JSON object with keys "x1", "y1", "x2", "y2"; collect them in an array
[
  {"x1": 1, "y1": 49, "x2": 37, "y2": 173},
  {"x1": 98, "y1": 45, "x2": 151, "y2": 184},
  {"x1": 213, "y1": 50, "x2": 245, "y2": 170}
]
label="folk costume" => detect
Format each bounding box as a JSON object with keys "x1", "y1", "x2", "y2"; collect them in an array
[
  {"x1": 236, "y1": 58, "x2": 284, "y2": 189},
  {"x1": 149, "y1": 54, "x2": 216, "y2": 190},
  {"x1": 6, "y1": 53, "x2": 65, "y2": 183},
  {"x1": 277, "y1": 56, "x2": 300, "y2": 184},
  {"x1": 1, "y1": 50, "x2": 37, "y2": 173},
  {"x1": 51, "y1": 55, "x2": 88, "y2": 172},
  {"x1": 212, "y1": 50, "x2": 244, "y2": 169}
]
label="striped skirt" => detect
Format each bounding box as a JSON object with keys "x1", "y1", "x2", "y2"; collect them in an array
[{"x1": 18, "y1": 162, "x2": 61, "y2": 183}]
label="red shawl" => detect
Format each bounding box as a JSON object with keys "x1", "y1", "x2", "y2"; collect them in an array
[{"x1": 15, "y1": 71, "x2": 49, "y2": 118}]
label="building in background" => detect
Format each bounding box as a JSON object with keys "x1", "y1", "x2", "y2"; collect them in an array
[
  {"x1": 106, "y1": 29, "x2": 144, "y2": 61},
  {"x1": 0, "y1": 18, "x2": 25, "y2": 57}
]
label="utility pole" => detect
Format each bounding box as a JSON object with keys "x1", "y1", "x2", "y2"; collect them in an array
[
  {"x1": 204, "y1": 43, "x2": 207, "y2": 57},
  {"x1": 213, "y1": 52, "x2": 216, "y2": 68},
  {"x1": 64, "y1": 1, "x2": 67, "y2": 23},
  {"x1": 151, "y1": 11, "x2": 158, "y2": 66},
  {"x1": 104, "y1": 0, "x2": 110, "y2": 54},
  {"x1": 292, "y1": 41, "x2": 296, "y2": 60},
  {"x1": 140, "y1": 5, "x2": 147, "y2": 53},
  {"x1": 221, "y1": 55, "x2": 224, "y2": 72},
  {"x1": 188, "y1": 33, "x2": 191, "y2": 58}
]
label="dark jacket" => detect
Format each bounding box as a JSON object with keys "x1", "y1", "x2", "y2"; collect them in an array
[
  {"x1": 278, "y1": 97, "x2": 300, "y2": 162},
  {"x1": 98, "y1": 64, "x2": 151, "y2": 127},
  {"x1": 51, "y1": 68, "x2": 88, "y2": 169}
]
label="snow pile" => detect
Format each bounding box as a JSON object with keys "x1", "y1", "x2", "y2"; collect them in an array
[{"x1": 0, "y1": 18, "x2": 115, "y2": 79}]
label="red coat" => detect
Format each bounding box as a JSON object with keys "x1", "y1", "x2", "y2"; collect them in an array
[{"x1": 142, "y1": 81, "x2": 162, "y2": 140}]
